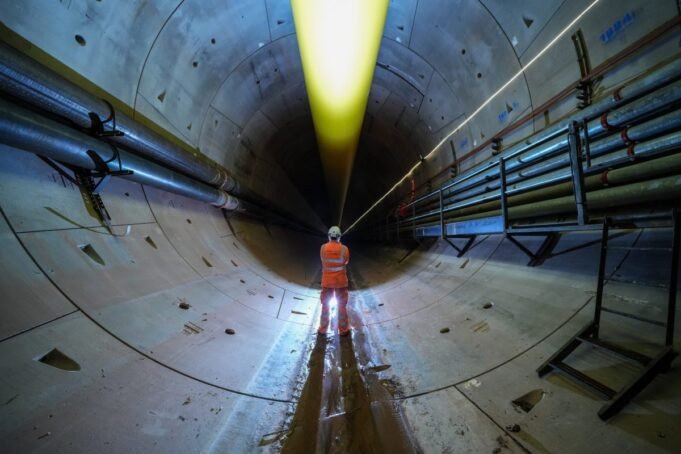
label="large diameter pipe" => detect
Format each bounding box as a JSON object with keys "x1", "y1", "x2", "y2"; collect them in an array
[
  {"x1": 412, "y1": 121, "x2": 681, "y2": 224},
  {"x1": 423, "y1": 56, "x2": 681, "y2": 206},
  {"x1": 463, "y1": 174, "x2": 681, "y2": 224},
  {"x1": 464, "y1": 130, "x2": 681, "y2": 216},
  {"x1": 0, "y1": 43, "x2": 238, "y2": 193},
  {"x1": 518, "y1": 78, "x2": 681, "y2": 164},
  {"x1": 440, "y1": 78, "x2": 681, "y2": 204},
  {"x1": 405, "y1": 171, "x2": 681, "y2": 232},
  {"x1": 428, "y1": 109, "x2": 681, "y2": 218},
  {"x1": 442, "y1": 152, "x2": 681, "y2": 221},
  {"x1": 0, "y1": 99, "x2": 239, "y2": 210},
  {"x1": 501, "y1": 128, "x2": 681, "y2": 197},
  {"x1": 362, "y1": 54, "x2": 681, "y2": 232},
  {"x1": 519, "y1": 108, "x2": 681, "y2": 181},
  {"x1": 506, "y1": 55, "x2": 681, "y2": 157}
]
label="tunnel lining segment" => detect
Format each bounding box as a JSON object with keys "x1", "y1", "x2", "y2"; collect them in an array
[
  {"x1": 348, "y1": 10, "x2": 681, "y2": 235},
  {"x1": 140, "y1": 187, "x2": 319, "y2": 324},
  {"x1": 405, "y1": 15, "x2": 681, "y2": 214},
  {"x1": 0, "y1": 205, "x2": 293, "y2": 403}
]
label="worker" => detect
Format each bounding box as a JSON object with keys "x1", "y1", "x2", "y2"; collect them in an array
[{"x1": 318, "y1": 226, "x2": 350, "y2": 336}]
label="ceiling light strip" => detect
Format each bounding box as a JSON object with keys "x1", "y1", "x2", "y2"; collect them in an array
[{"x1": 345, "y1": 0, "x2": 602, "y2": 233}]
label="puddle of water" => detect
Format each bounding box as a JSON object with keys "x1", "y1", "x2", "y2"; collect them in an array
[{"x1": 280, "y1": 271, "x2": 419, "y2": 453}]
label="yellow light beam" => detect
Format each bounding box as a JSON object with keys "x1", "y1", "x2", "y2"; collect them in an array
[
  {"x1": 344, "y1": 0, "x2": 602, "y2": 234},
  {"x1": 291, "y1": 0, "x2": 390, "y2": 223}
]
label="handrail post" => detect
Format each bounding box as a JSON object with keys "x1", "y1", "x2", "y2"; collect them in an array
[
  {"x1": 568, "y1": 121, "x2": 588, "y2": 225},
  {"x1": 581, "y1": 118, "x2": 592, "y2": 168},
  {"x1": 499, "y1": 158, "x2": 509, "y2": 233},
  {"x1": 439, "y1": 189, "x2": 445, "y2": 238},
  {"x1": 667, "y1": 210, "x2": 680, "y2": 346}
]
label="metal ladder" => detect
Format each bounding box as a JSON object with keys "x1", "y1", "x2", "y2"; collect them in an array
[{"x1": 537, "y1": 211, "x2": 680, "y2": 420}]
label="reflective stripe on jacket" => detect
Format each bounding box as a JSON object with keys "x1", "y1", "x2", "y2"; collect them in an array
[{"x1": 320, "y1": 241, "x2": 349, "y2": 288}]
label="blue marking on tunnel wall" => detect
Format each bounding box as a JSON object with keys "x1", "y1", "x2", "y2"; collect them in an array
[
  {"x1": 459, "y1": 139, "x2": 469, "y2": 150},
  {"x1": 498, "y1": 110, "x2": 508, "y2": 124},
  {"x1": 497, "y1": 101, "x2": 519, "y2": 124},
  {"x1": 600, "y1": 11, "x2": 637, "y2": 44}
]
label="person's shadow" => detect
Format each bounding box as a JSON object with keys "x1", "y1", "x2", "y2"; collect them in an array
[{"x1": 280, "y1": 333, "x2": 328, "y2": 453}]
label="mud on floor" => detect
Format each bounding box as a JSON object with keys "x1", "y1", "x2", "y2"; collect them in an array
[{"x1": 278, "y1": 331, "x2": 419, "y2": 453}]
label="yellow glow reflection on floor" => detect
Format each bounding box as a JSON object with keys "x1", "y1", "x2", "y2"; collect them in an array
[{"x1": 291, "y1": 0, "x2": 389, "y2": 222}]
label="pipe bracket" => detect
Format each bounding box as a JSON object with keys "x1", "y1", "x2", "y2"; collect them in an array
[
  {"x1": 600, "y1": 112, "x2": 614, "y2": 131},
  {"x1": 212, "y1": 192, "x2": 240, "y2": 211},
  {"x1": 88, "y1": 99, "x2": 124, "y2": 138}
]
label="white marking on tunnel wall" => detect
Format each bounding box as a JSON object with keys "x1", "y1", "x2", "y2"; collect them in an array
[
  {"x1": 463, "y1": 378, "x2": 481, "y2": 389},
  {"x1": 345, "y1": 0, "x2": 603, "y2": 234}
]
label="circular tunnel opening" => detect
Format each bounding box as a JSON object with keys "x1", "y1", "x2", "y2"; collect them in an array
[{"x1": 0, "y1": 1, "x2": 680, "y2": 453}]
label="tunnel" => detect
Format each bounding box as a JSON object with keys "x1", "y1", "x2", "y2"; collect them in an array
[{"x1": 1, "y1": 1, "x2": 680, "y2": 452}]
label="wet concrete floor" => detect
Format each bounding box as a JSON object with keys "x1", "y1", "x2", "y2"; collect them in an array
[{"x1": 280, "y1": 274, "x2": 419, "y2": 453}]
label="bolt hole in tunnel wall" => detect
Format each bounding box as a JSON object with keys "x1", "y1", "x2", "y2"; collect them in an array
[{"x1": 0, "y1": 0, "x2": 681, "y2": 453}]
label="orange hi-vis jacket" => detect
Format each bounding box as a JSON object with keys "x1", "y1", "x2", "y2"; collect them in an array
[{"x1": 320, "y1": 240, "x2": 350, "y2": 288}]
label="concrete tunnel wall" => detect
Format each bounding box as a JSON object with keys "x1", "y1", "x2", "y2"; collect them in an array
[{"x1": 0, "y1": 0, "x2": 680, "y2": 452}]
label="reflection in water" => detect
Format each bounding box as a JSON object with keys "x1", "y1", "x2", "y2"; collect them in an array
[{"x1": 281, "y1": 273, "x2": 418, "y2": 453}]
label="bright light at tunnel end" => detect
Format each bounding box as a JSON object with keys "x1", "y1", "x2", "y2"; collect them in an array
[
  {"x1": 344, "y1": 0, "x2": 602, "y2": 234},
  {"x1": 291, "y1": 0, "x2": 390, "y2": 223}
]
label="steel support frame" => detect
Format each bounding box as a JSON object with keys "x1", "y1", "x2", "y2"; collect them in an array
[
  {"x1": 496, "y1": 122, "x2": 594, "y2": 266},
  {"x1": 439, "y1": 189, "x2": 445, "y2": 238},
  {"x1": 580, "y1": 118, "x2": 592, "y2": 168},
  {"x1": 500, "y1": 155, "x2": 563, "y2": 266},
  {"x1": 537, "y1": 213, "x2": 679, "y2": 420},
  {"x1": 505, "y1": 233, "x2": 561, "y2": 267},
  {"x1": 568, "y1": 121, "x2": 588, "y2": 225},
  {"x1": 572, "y1": 29, "x2": 593, "y2": 110},
  {"x1": 665, "y1": 210, "x2": 679, "y2": 346},
  {"x1": 443, "y1": 236, "x2": 476, "y2": 258},
  {"x1": 500, "y1": 157, "x2": 510, "y2": 232}
]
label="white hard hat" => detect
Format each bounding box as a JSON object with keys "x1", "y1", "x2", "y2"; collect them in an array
[{"x1": 328, "y1": 226, "x2": 342, "y2": 239}]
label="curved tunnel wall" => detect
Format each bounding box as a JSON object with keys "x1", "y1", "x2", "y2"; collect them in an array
[
  {"x1": 1, "y1": 0, "x2": 680, "y2": 452},
  {"x1": 5, "y1": 0, "x2": 679, "y2": 226}
]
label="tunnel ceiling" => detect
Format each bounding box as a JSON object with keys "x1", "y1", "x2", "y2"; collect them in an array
[{"x1": 3, "y1": 0, "x2": 676, "y2": 229}]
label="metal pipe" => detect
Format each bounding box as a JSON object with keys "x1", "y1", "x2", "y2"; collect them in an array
[
  {"x1": 408, "y1": 171, "x2": 681, "y2": 231},
  {"x1": 507, "y1": 128, "x2": 681, "y2": 196},
  {"x1": 398, "y1": 17, "x2": 681, "y2": 207},
  {"x1": 418, "y1": 83, "x2": 681, "y2": 218},
  {"x1": 400, "y1": 56, "x2": 681, "y2": 217},
  {"x1": 439, "y1": 79, "x2": 681, "y2": 205},
  {"x1": 467, "y1": 174, "x2": 681, "y2": 223},
  {"x1": 421, "y1": 116, "x2": 681, "y2": 218},
  {"x1": 365, "y1": 52, "x2": 681, "y2": 233},
  {"x1": 410, "y1": 126, "x2": 681, "y2": 225},
  {"x1": 505, "y1": 108, "x2": 681, "y2": 184},
  {"x1": 0, "y1": 42, "x2": 238, "y2": 192},
  {"x1": 597, "y1": 78, "x2": 681, "y2": 133},
  {"x1": 432, "y1": 152, "x2": 681, "y2": 224},
  {"x1": 0, "y1": 99, "x2": 240, "y2": 210}
]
